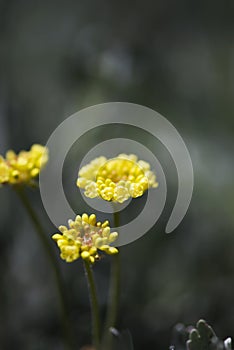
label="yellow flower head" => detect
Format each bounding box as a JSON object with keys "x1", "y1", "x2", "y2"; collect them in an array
[
  {"x1": 0, "y1": 144, "x2": 48, "y2": 186},
  {"x1": 77, "y1": 154, "x2": 158, "y2": 203},
  {"x1": 52, "y1": 213, "x2": 118, "y2": 263}
]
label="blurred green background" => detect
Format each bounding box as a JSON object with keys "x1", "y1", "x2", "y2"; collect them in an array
[{"x1": 0, "y1": 0, "x2": 234, "y2": 349}]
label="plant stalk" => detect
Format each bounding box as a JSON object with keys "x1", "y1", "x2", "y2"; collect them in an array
[
  {"x1": 14, "y1": 186, "x2": 73, "y2": 350},
  {"x1": 83, "y1": 260, "x2": 101, "y2": 350},
  {"x1": 102, "y1": 208, "x2": 121, "y2": 350}
]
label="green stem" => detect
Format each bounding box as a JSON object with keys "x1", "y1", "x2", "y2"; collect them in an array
[
  {"x1": 102, "y1": 209, "x2": 121, "y2": 350},
  {"x1": 83, "y1": 260, "x2": 101, "y2": 349},
  {"x1": 14, "y1": 186, "x2": 73, "y2": 350}
]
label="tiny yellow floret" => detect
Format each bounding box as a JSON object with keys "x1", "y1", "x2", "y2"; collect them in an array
[
  {"x1": 52, "y1": 213, "x2": 119, "y2": 263},
  {"x1": 0, "y1": 144, "x2": 48, "y2": 186},
  {"x1": 77, "y1": 154, "x2": 158, "y2": 203}
]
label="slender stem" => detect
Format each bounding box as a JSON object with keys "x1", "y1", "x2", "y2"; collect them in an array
[
  {"x1": 83, "y1": 260, "x2": 101, "y2": 349},
  {"x1": 14, "y1": 186, "x2": 73, "y2": 350},
  {"x1": 102, "y1": 209, "x2": 121, "y2": 350}
]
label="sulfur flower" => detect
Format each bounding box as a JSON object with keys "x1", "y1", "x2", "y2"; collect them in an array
[
  {"x1": 77, "y1": 154, "x2": 158, "y2": 203},
  {"x1": 52, "y1": 213, "x2": 118, "y2": 263},
  {"x1": 0, "y1": 144, "x2": 48, "y2": 186}
]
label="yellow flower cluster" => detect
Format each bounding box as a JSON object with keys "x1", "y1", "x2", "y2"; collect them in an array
[
  {"x1": 77, "y1": 154, "x2": 158, "y2": 203},
  {"x1": 0, "y1": 144, "x2": 48, "y2": 186},
  {"x1": 52, "y1": 213, "x2": 118, "y2": 263}
]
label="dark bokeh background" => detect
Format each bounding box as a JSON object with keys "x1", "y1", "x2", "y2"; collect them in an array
[{"x1": 0, "y1": 0, "x2": 234, "y2": 349}]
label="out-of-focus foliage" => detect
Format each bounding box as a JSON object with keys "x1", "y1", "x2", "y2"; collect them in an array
[{"x1": 171, "y1": 320, "x2": 232, "y2": 350}]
